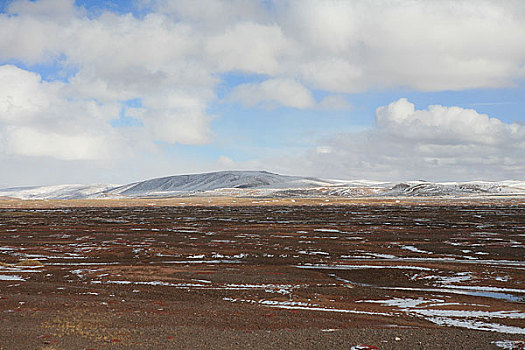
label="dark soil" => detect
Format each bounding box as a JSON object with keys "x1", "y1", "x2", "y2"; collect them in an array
[{"x1": 0, "y1": 201, "x2": 523, "y2": 349}]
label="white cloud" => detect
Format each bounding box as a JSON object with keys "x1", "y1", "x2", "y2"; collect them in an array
[
  {"x1": 228, "y1": 78, "x2": 315, "y2": 109},
  {"x1": 1, "y1": 0, "x2": 525, "y2": 93},
  {"x1": 140, "y1": 90, "x2": 214, "y2": 145},
  {"x1": 145, "y1": 110, "x2": 213, "y2": 145},
  {"x1": 8, "y1": 0, "x2": 78, "y2": 21},
  {"x1": 205, "y1": 22, "x2": 288, "y2": 75},
  {"x1": 0, "y1": 65, "x2": 52, "y2": 123},
  {"x1": 229, "y1": 82, "x2": 351, "y2": 111},
  {"x1": 0, "y1": 16, "x2": 62, "y2": 63},
  {"x1": 299, "y1": 59, "x2": 363, "y2": 94},
  {"x1": 376, "y1": 98, "x2": 525, "y2": 146},
  {"x1": 253, "y1": 99, "x2": 525, "y2": 181},
  {"x1": 318, "y1": 95, "x2": 352, "y2": 111},
  {"x1": 151, "y1": 0, "x2": 267, "y2": 29},
  {"x1": 0, "y1": 65, "x2": 122, "y2": 160},
  {"x1": 217, "y1": 155, "x2": 235, "y2": 168},
  {"x1": 281, "y1": 0, "x2": 525, "y2": 91},
  {"x1": 5, "y1": 127, "x2": 110, "y2": 160}
]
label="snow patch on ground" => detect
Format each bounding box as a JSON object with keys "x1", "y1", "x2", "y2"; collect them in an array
[
  {"x1": 357, "y1": 297, "x2": 525, "y2": 334},
  {"x1": 0, "y1": 274, "x2": 25, "y2": 281}
]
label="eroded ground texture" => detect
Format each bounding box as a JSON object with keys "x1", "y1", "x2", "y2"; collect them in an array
[{"x1": 0, "y1": 202, "x2": 524, "y2": 349}]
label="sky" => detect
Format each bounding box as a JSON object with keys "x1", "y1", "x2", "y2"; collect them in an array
[{"x1": 1, "y1": 0, "x2": 524, "y2": 187}]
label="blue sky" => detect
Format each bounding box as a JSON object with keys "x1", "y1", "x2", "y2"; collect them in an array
[{"x1": 0, "y1": 0, "x2": 524, "y2": 186}]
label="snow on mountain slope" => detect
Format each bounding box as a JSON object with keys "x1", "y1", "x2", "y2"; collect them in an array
[
  {"x1": 0, "y1": 171, "x2": 523, "y2": 200},
  {"x1": 106, "y1": 171, "x2": 336, "y2": 197},
  {"x1": 384, "y1": 181, "x2": 525, "y2": 197},
  {"x1": 0, "y1": 184, "x2": 115, "y2": 200}
]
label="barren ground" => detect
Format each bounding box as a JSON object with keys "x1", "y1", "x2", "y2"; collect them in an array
[{"x1": 0, "y1": 197, "x2": 524, "y2": 349}]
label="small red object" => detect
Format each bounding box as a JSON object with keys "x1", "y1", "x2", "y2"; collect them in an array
[{"x1": 351, "y1": 345, "x2": 378, "y2": 350}]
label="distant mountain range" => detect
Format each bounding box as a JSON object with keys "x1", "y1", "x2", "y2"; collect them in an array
[{"x1": 0, "y1": 171, "x2": 524, "y2": 200}]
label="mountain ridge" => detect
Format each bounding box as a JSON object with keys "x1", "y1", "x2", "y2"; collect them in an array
[{"x1": 0, "y1": 170, "x2": 524, "y2": 200}]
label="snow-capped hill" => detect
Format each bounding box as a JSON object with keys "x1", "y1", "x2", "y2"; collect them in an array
[
  {"x1": 385, "y1": 181, "x2": 525, "y2": 197},
  {"x1": 0, "y1": 172, "x2": 523, "y2": 200},
  {"x1": 0, "y1": 184, "x2": 115, "y2": 200},
  {"x1": 107, "y1": 171, "x2": 335, "y2": 197}
]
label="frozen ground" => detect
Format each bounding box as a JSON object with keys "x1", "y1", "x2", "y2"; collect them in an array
[{"x1": 0, "y1": 201, "x2": 523, "y2": 348}]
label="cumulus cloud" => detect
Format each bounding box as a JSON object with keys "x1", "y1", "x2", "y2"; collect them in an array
[
  {"x1": 0, "y1": 65, "x2": 123, "y2": 160},
  {"x1": 256, "y1": 99, "x2": 525, "y2": 181},
  {"x1": 376, "y1": 98, "x2": 525, "y2": 146},
  {"x1": 0, "y1": 65, "x2": 52, "y2": 123}
]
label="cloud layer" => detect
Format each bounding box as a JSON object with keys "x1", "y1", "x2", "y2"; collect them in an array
[{"x1": 0, "y1": 0, "x2": 524, "y2": 184}]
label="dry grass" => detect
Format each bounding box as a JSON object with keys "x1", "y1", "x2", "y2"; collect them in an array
[
  {"x1": 1, "y1": 259, "x2": 44, "y2": 267},
  {"x1": 14, "y1": 259, "x2": 44, "y2": 267},
  {"x1": 1, "y1": 195, "x2": 523, "y2": 209},
  {"x1": 41, "y1": 309, "x2": 140, "y2": 346}
]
